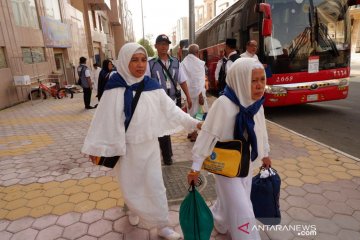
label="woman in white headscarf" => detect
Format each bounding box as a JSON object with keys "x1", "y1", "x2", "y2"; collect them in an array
[
  {"x1": 187, "y1": 58, "x2": 271, "y2": 240},
  {"x1": 82, "y1": 42, "x2": 201, "y2": 240}
]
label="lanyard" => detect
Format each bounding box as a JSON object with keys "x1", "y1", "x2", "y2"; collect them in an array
[{"x1": 159, "y1": 58, "x2": 173, "y2": 81}]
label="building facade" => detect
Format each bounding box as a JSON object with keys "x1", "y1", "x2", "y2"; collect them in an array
[
  {"x1": 0, "y1": 0, "x2": 133, "y2": 109},
  {"x1": 175, "y1": 17, "x2": 189, "y2": 44},
  {"x1": 350, "y1": 5, "x2": 360, "y2": 53},
  {"x1": 194, "y1": 0, "x2": 237, "y2": 30}
]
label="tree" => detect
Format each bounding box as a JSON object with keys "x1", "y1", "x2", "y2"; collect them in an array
[{"x1": 138, "y1": 38, "x2": 155, "y2": 57}]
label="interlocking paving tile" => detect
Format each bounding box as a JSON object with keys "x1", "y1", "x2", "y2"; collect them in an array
[
  {"x1": 36, "y1": 225, "x2": 63, "y2": 240},
  {"x1": 63, "y1": 222, "x2": 88, "y2": 240},
  {"x1": 11, "y1": 228, "x2": 38, "y2": 240},
  {"x1": 7, "y1": 217, "x2": 34, "y2": 233},
  {"x1": 304, "y1": 193, "x2": 329, "y2": 205},
  {"x1": 81, "y1": 209, "x2": 104, "y2": 223},
  {"x1": 57, "y1": 212, "x2": 81, "y2": 227},
  {"x1": 337, "y1": 229, "x2": 360, "y2": 240},
  {"x1": 308, "y1": 204, "x2": 334, "y2": 218},
  {"x1": 88, "y1": 219, "x2": 113, "y2": 237},
  {"x1": 32, "y1": 215, "x2": 58, "y2": 230},
  {"x1": 327, "y1": 201, "x2": 354, "y2": 215},
  {"x1": 1, "y1": 93, "x2": 360, "y2": 239},
  {"x1": 332, "y1": 214, "x2": 360, "y2": 231},
  {"x1": 312, "y1": 218, "x2": 340, "y2": 234},
  {"x1": 287, "y1": 207, "x2": 314, "y2": 222}
]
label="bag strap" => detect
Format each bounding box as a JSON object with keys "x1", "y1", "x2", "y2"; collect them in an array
[
  {"x1": 125, "y1": 80, "x2": 145, "y2": 131},
  {"x1": 229, "y1": 54, "x2": 240, "y2": 62},
  {"x1": 157, "y1": 58, "x2": 178, "y2": 89}
]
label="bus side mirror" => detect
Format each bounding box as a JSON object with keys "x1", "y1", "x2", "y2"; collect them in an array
[
  {"x1": 256, "y1": 3, "x2": 272, "y2": 37},
  {"x1": 257, "y1": 3, "x2": 271, "y2": 18},
  {"x1": 263, "y1": 18, "x2": 272, "y2": 37}
]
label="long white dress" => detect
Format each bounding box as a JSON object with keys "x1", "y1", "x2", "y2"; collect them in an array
[
  {"x1": 82, "y1": 87, "x2": 199, "y2": 227},
  {"x1": 191, "y1": 96, "x2": 269, "y2": 240}
]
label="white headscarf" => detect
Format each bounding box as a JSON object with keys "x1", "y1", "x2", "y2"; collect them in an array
[
  {"x1": 115, "y1": 42, "x2": 148, "y2": 85},
  {"x1": 225, "y1": 58, "x2": 265, "y2": 107},
  {"x1": 196, "y1": 57, "x2": 269, "y2": 164}
]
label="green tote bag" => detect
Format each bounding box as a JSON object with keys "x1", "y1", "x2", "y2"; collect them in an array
[{"x1": 179, "y1": 184, "x2": 214, "y2": 240}]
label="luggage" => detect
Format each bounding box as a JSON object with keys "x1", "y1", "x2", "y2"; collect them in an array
[
  {"x1": 179, "y1": 184, "x2": 213, "y2": 240},
  {"x1": 251, "y1": 167, "x2": 281, "y2": 225}
]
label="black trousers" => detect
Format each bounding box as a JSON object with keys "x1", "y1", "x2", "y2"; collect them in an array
[
  {"x1": 158, "y1": 135, "x2": 173, "y2": 164},
  {"x1": 83, "y1": 87, "x2": 92, "y2": 107}
]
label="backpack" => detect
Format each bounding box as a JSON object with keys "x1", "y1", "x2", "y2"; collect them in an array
[
  {"x1": 229, "y1": 53, "x2": 240, "y2": 62},
  {"x1": 218, "y1": 54, "x2": 240, "y2": 93},
  {"x1": 217, "y1": 58, "x2": 228, "y2": 94}
]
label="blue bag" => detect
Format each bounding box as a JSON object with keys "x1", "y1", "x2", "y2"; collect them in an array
[
  {"x1": 179, "y1": 184, "x2": 214, "y2": 240},
  {"x1": 250, "y1": 167, "x2": 281, "y2": 225}
]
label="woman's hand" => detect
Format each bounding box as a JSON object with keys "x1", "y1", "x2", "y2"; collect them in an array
[
  {"x1": 187, "y1": 98, "x2": 193, "y2": 110},
  {"x1": 199, "y1": 94, "x2": 204, "y2": 105},
  {"x1": 187, "y1": 170, "x2": 200, "y2": 185},
  {"x1": 262, "y1": 157, "x2": 271, "y2": 169}
]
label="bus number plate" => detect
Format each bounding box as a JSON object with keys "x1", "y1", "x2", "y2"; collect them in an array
[{"x1": 307, "y1": 94, "x2": 318, "y2": 102}]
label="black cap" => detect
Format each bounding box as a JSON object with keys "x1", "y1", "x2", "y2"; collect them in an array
[
  {"x1": 226, "y1": 38, "x2": 237, "y2": 49},
  {"x1": 156, "y1": 34, "x2": 171, "y2": 44}
]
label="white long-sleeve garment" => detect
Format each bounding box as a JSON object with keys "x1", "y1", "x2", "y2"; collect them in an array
[
  {"x1": 82, "y1": 87, "x2": 199, "y2": 226},
  {"x1": 91, "y1": 67, "x2": 101, "y2": 92},
  {"x1": 240, "y1": 51, "x2": 259, "y2": 60},
  {"x1": 82, "y1": 42, "x2": 200, "y2": 227},
  {"x1": 191, "y1": 58, "x2": 270, "y2": 239},
  {"x1": 180, "y1": 54, "x2": 208, "y2": 117}
]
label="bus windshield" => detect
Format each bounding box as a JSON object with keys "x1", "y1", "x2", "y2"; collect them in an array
[{"x1": 265, "y1": 0, "x2": 350, "y2": 73}]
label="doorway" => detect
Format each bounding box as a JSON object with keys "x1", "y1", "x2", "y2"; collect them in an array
[{"x1": 54, "y1": 53, "x2": 67, "y2": 85}]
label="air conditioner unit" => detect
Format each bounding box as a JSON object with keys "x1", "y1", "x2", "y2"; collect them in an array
[{"x1": 14, "y1": 75, "x2": 31, "y2": 85}]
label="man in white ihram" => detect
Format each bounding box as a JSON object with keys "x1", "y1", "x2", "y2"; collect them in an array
[{"x1": 180, "y1": 44, "x2": 208, "y2": 141}]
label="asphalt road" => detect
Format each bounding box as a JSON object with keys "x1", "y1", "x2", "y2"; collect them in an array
[{"x1": 265, "y1": 76, "x2": 360, "y2": 159}]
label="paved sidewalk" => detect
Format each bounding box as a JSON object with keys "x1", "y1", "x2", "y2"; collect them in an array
[{"x1": 0, "y1": 91, "x2": 359, "y2": 240}]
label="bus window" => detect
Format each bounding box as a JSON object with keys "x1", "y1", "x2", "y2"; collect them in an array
[
  {"x1": 249, "y1": 26, "x2": 259, "y2": 46},
  {"x1": 218, "y1": 23, "x2": 226, "y2": 42}
]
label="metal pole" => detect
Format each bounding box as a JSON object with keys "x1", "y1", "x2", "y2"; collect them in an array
[
  {"x1": 141, "y1": 0, "x2": 145, "y2": 41},
  {"x1": 189, "y1": 0, "x2": 195, "y2": 44}
]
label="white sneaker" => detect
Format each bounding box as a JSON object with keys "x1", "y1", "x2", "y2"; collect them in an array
[
  {"x1": 128, "y1": 214, "x2": 140, "y2": 226},
  {"x1": 158, "y1": 227, "x2": 181, "y2": 240}
]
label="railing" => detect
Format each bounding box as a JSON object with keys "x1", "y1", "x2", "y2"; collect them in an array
[{"x1": 30, "y1": 74, "x2": 47, "y2": 84}]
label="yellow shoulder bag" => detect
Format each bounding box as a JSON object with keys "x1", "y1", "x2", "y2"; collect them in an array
[{"x1": 202, "y1": 140, "x2": 250, "y2": 178}]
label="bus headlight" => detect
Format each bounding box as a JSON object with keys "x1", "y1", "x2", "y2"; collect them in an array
[
  {"x1": 265, "y1": 85, "x2": 287, "y2": 94},
  {"x1": 338, "y1": 79, "x2": 348, "y2": 87}
]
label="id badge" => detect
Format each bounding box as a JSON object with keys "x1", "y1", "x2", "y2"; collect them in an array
[{"x1": 166, "y1": 81, "x2": 171, "y2": 89}]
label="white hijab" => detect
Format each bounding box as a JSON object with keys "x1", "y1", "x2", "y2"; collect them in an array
[
  {"x1": 225, "y1": 58, "x2": 265, "y2": 107},
  {"x1": 115, "y1": 42, "x2": 148, "y2": 85},
  {"x1": 200, "y1": 58, "x2": 269, "y2": 163}
]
